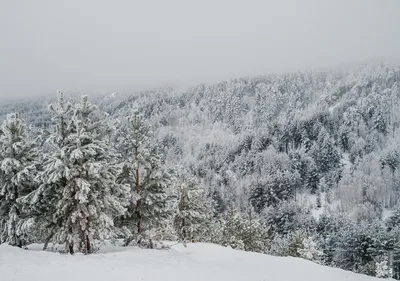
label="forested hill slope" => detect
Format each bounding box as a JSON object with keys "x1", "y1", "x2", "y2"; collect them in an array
[
  {"x1": 99, "y1": 62, "x2": 400, "y2": 211},
  {"x1": 1, "y1": 61, "x2": 400, "y2": 278}
]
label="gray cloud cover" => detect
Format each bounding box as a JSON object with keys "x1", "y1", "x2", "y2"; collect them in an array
[{"x1": 0, "y1": 0, "x2": 399, "y2": 98}]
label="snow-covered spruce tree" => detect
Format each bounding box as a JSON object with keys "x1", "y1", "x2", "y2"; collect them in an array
[
  {"x1": 30, "y1": 94, "x2": 128, "y2": 254},
  {"x1": 173, "y1": 169, "x2": 211, "y2": 245},
  {"x1": 0, "y1": 113, "x2": 38, "y2": 247},
  {"x1": 115, "y1": 110, "x2": 172, "y2": 246}
]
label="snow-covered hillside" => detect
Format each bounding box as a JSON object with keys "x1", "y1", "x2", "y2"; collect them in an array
[
  {"x1": 0, "y1": 243, "x2": 381, "y2": 281},
  {"x1": 2, "y1": 64, "x2": 400, "y2": 279}
]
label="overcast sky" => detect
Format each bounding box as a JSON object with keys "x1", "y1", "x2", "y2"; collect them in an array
[{"x1": 0, "y1": 0, "x2": 399, "y2": 99}]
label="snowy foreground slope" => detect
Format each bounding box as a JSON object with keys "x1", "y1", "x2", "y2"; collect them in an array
[{"x1": 1, "y1": 243, "x2": 382, "y2": 281}]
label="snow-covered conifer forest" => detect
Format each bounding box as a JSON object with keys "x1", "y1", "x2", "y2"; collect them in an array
[{"x1": 1, "y1": 62, "x2": 400, "y2": 279}]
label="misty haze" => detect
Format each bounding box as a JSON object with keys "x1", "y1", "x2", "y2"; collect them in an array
[
  {"x1": 1, "y1": 1, "x2": 400, "y2": 281},
  {"x1": 1, "y1": 0, "x2": 400, "y2": 98}
]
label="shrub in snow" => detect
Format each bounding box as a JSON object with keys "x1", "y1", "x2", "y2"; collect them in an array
[
  {"x1": 150, "y1": 220, "x2": 177, "y2": 242},
  {"x1": 267, "y1": 234, "x2": 292, "y2": 257},
  {"x1": 268, "y1": 231, "x2": 323, "y2": 263},
  {"x1": 298, "y1": 236, "x2": 324, "y2": 261},
  {"x1": 220, "y1": 208, "x2": 266, "y2": 253},
  {"x1": 375, "y1": 255, "x2": 392, "y2": 278},
  {"x1": 356, "y1": 261, "x2": 377, "y2": 277}
]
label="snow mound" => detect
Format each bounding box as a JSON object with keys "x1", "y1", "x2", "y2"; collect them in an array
[{"x1": 0, "y1": 243, "x2": 381, "y2": 281}]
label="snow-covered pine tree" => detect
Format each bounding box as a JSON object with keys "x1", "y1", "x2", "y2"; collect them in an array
[
  {"x1": 115, "y1": 110, "x2": 172, "y2": 246},
  {"x1": 306, "y1": 159, "x2": 319, "y2": 194},
  {"x1": 0, "y1": 113, "x2": 38, "y2": 247},
  {"x1": 65, "y1": 95, "x2": 128, "y2": 254},
  {"x1": 30, "y1": 94, "x2": 128, "y2": 254},
  {"x1": 220, "y1": 208, "x2": 246, "y2": 250},
  {"x1": 311, "y1": 127, "x2": 341, "y2": 175},
  {"x1": 26, "y1": 91, "x2": 74, "y2": 250},
  {"x1": 173, "y1": 169, "x2": 210, "y2": 245},
  {"x1": 297, "y1": 235, "x2": 324, "y2": 262}
]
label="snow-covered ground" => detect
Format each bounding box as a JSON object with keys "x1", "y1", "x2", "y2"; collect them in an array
[{"x1": 0, "y1": 242, "x2": 382, "y2": 281}]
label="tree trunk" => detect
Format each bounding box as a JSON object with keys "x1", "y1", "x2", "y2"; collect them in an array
[
  {"x1": 43, "y1": 232, "x2": 55, "y2": 251},
  {"x1": 135, "y1": 168, "x2": 142, "y2": 236},
  {"x1": 135, "y1": 144, "x2": 142, "y2": 235},
  {"x1": 182, "y1": 217, "x2": 186, "y2": 242},
  {"x1": 16, "y1": 237, "x2": 22, "y2": 248},
  {"x1": 136, "y1": 204, "x2": 142, "y2": 235},
  {"x1": 68, "y1": 242, "x2": 74, "y2": 255},
  {"x1": 85, "y1": 233, "x2": 91, "y2": 254}
]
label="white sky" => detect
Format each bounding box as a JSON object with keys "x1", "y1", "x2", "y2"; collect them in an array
[{"x1": 0, "y1": 0, "x2": 399, "y2": 98}]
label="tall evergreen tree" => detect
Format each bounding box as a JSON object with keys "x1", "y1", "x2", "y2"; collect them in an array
[
  {"x1": 29, "y1": 94, "x2": 128, "y2": 254},
  {"x1": 26, "y1": 91, "x2": 73, "y2": 250},
  {"x1": 115, "y1": 110, "x2": 172, "y2": 245},
  {"x1": 0, "y1": 113, "x2": 38, "y2": 247}
]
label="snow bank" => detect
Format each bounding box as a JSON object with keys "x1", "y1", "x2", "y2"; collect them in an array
[{"x1": 0, "y1": 243, "x2": 381, "y2": 281}]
